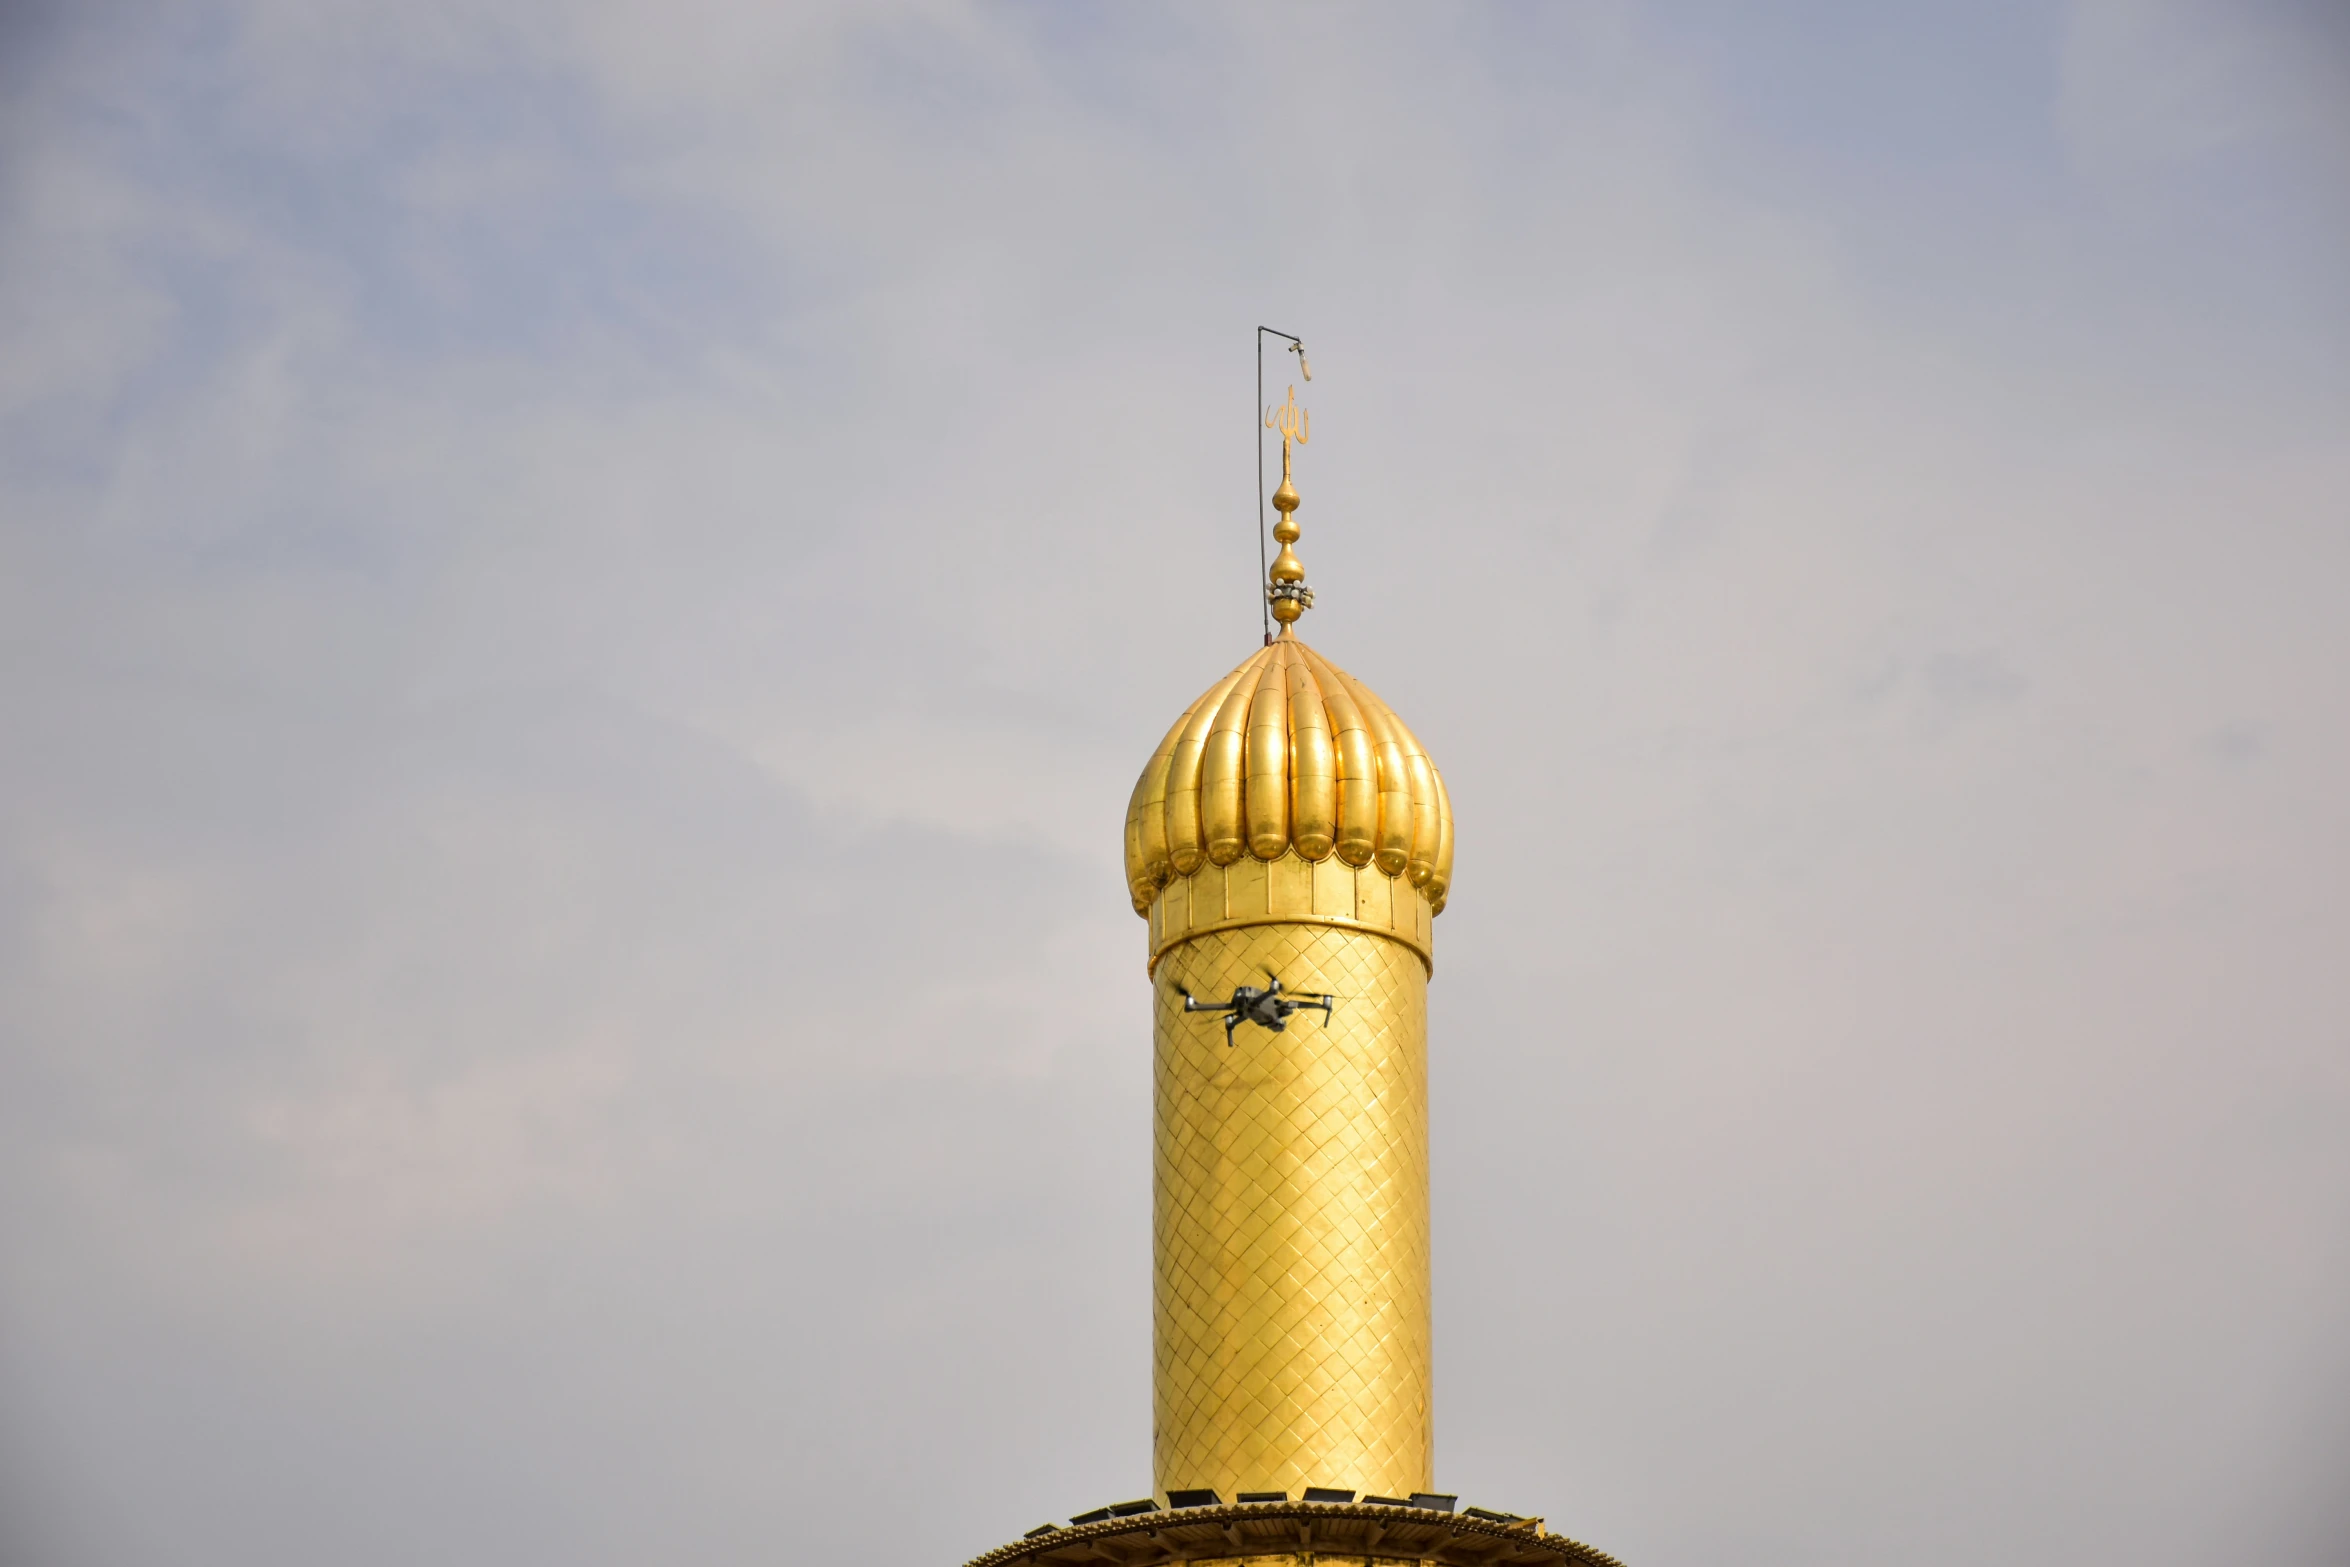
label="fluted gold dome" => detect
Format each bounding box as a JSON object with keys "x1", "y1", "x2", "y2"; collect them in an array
[{"x1": 1124, "y1": 629, "x2": 1453, "y2": 967}]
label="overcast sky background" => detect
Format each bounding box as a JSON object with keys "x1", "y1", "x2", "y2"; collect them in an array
[{"x1": 2, "y1": 3, "x2": 2347, "y2": 1564}]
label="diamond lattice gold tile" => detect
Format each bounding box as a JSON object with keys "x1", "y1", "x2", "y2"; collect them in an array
[{"x1": 1152, "y1": 922, "x2": 1431, "y2": 1502}]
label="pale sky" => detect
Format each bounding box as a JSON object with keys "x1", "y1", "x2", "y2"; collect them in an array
[{"x1": 2, "y1": 4, "x2": 2346, "y2": 1565}]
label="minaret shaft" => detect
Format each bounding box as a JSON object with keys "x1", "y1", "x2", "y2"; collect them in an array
[{"x1": 1152, "y1": 920, "x2": 1432, "y2": 1501}]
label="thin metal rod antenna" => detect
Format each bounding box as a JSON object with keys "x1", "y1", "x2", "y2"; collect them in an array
[{"x1": 1257, "y1": 327, "x2": 1303, "y2": 645}]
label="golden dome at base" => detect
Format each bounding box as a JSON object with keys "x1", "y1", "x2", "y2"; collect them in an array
[{"x1": 1124, "y1": 630, "x2": 1453, "y2": 921}]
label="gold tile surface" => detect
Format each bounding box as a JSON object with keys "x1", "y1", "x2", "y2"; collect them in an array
[{"x1": 1151, "y1": 921, "x2": 1431, "y2": 1503}]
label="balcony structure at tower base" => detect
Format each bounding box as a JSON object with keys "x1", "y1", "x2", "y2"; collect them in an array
[{"x1": 961, "y1": 1498, "x2": 1628, "y2": 1567}]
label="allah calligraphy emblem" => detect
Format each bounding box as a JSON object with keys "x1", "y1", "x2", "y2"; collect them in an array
[{"x1": 1265, "y1": 385, "x2": 1310, "y2": 450}]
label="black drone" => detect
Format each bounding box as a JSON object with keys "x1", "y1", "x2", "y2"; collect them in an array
[{"x1": 1176, "y1": 974, "x2": 1339, "y2": 1046}]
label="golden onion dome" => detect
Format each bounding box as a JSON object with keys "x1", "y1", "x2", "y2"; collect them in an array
[{"x1": 1124, "y1": 627, "x2": 1453, "y2": 947}]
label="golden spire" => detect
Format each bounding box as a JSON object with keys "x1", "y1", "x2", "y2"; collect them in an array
[{"x1": 1265, "y1": 386, "x2": 1313, "y2": 628}]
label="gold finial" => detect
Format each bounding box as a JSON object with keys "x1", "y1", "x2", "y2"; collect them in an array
[{"x1": 1264, "y1": 385, "x2": 1313, "y2": 627}]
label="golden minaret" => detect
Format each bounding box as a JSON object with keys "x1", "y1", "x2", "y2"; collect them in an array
[
  {"x1": 961, "y1": 373, "x2": 1623, "y2": 1567},
  {"x1": 1127, "y1": 384, "x2": 1448, "y2": 1503}
]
